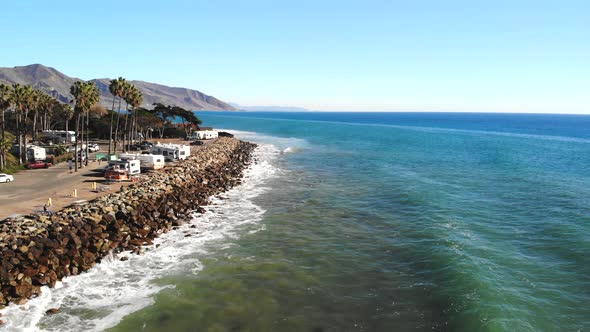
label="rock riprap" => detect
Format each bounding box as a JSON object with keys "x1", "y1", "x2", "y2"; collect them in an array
[{"x1": 0, "y1": 137, "x2": 257, "y2": 306}]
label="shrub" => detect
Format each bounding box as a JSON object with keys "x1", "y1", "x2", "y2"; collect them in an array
[{"x1": 53, "y1": 152, "x2": 74, "y2": 165}]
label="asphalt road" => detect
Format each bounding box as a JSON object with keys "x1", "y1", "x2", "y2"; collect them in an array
[
  {"x1": 0, "y1": 153, "x2": 115, "y2": 220},
  {"x1": 0, "y1": 138, "x2": 215, "y2": 220}
]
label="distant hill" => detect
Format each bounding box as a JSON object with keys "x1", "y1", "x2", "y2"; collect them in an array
[{"x1": 0, "y1": 64, "x2": 235, "y2": 111}]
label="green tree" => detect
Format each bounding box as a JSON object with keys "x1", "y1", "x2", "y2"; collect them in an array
[
  {"x1": 0, "y1": 83, "x2": 12, "y2": 142},
  {"x1": 58, "y1": 103, "x2": 75, "y2": 141},
  {"x1": 108, "y1": 77, "x2": 124, "y2": 154},
  {"x1": 30, "y1": 90, "x2": 47, "y2": 142},
  {"x1": 173, "y1": 106, "x2": 202, "y2": 138},
  {"x1": 113, "y1": 78, "x2": 128, "y2": 152},
  {"x1": 135, "y1": 107, "x2": 163, "y2": 140},
  {"x1": 0, "y1": 137, "x2": 11, "y2": 170},
  {"x1": 38, "y1": 92, "x2": 60, "y2": 132},
  {"x1": 121, "y1": 83, "x2": 133, "y2": 151},
  {"x1": 129, "y1": 86, "x2": 143, "y2": 144},
  {"x1": 70, "y1": 81, "x2": 99, "y2": 171},
  {"x1": 11, "y1": 84, "x2": 37, "y2": 164}
]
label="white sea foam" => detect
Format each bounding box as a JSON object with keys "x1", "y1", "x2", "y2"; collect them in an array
[
  {"x1": 0, "y1": 138, "x2": 283, "y2": 332},
  {"x1": 218, "y1": 129, "x2": 309, "y2": 151}
]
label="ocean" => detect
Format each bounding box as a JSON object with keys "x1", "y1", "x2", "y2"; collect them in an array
[{"x1": 1, "y1": 112, "x2": 589, "y2": 331}]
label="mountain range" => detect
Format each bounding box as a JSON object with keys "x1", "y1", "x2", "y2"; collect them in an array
[
  {"x1": 228, "y1": 103, "x2": 312, "y2": 112},
  {"x1": 0, "y1": 64, "x2": 235, "y2": 111}
]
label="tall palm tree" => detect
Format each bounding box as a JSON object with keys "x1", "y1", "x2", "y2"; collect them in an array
[
  {"x1": 70, "y1": 81, "x2": 99, "y2": 172},
  {"x1": 0, "y1": 137, "x2": 11, "y2": 170},
  {"x1": 24, "y1": 89, "x2": 41, "y2": 160},
  {"x1": 128, "y1": 87, "x2": 143, "y2": 145},
  {"x1": 0, "y1": 83, "x2": 12, "y2": 142},
  {"x1": 108, "y1": 77, "x2": 121, "y2": 154},
  {"x1": 60, "y1": 104, "x2": 74, "y2": 141},
  {"x1": 39, "y1": 93, "x2": 59, "y2": 131},
  {"x1": 30, "y1": 90, "x2": 45, "y2": 142},
  {"x1": 11, "y1": 84, "x2": 35, "y2": 164},
  {"x1": 122, "y1": 84, "x2": 132, "y2": 152},
  {"x1": 113, "y1": 77, "x2": 127, "y2": 152},
  {"x1": 122, "y1": 84, "x2": 141, "y2": 151}
]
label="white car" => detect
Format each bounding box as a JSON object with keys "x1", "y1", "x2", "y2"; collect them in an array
[
  {"x1": 0, "y1": 173, "x2": 14, "y2": 183},
  {"x1": 88, "y1": 144, "x2": 100, "y2": 152}
]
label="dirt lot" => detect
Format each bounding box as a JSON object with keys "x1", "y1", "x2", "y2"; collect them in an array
[{"x1": 0, "y1": 138, "x2": 212, "y2": 220}]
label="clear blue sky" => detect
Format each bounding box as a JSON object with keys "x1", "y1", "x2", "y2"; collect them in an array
[{"x1": 2, "y1": 0, "x2": 588, "y2": 113}]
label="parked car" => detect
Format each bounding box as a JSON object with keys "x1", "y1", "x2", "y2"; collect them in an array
[
  {"x1": 138, "y1": 141, "x2": 153, "y2": 150},
  {"x1": 0, "y1": 173, "x2": 14, "y2": 183},
  {"x1": 88, "y1": 143, "x2": 100, "y2": 152},
  {"x1": 190, "y1": 140, "x2": 204, "y2": 146},
  {"x1": 67, "y1": 145, "x2": 85, "y2": 153},
  {"x1": 124, "y1": 144, "x2": 141, "y2": 151},
  {"x1": 26, "y1": 160, "x2": 53, "y2": 169}
]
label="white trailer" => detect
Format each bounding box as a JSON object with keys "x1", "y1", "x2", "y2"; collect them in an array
[
  {"x1": 27, "y1": 146, "x2": 47, "y2": 161},
  {"x1": 191, "y1": 130, "x2": 218, "y2": 140},
  {"x1": 151, "y1": 143, "x2": 191, "y2": 161},
  {"x1": 119, "y1": 153, "x2": 165, "y2": 170},
  {"x1": 105, "y1": 159, "x2": 141, "y2": 175},
  {"x1": 40, "y1": 130, "x2": 76, "y2": 144}
]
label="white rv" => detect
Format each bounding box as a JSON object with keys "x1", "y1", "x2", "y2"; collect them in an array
[
  {"x1": 191, "y1": 130, "x2": 218, "y2": 140},
  {"x1": 119, "y1": 153, "x2": 165, "y2": 170},
  {"x1": 105, "y1": 159, "x2": 141, "y2": 175},
  {"x1": 150, "y1": 143, "x2": 191, "y2": 161},
  {"x1": 41, "y1": 130, "x2": 76, "y2": 144},
  {"x1": 27, "y1": 146, "x2": 47, "y2": 161}
]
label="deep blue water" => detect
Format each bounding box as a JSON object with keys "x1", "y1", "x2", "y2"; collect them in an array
[
  {"x1": 185, "y1": 111, "x2": 590, "y2": 331},
  {"x1": 6, "y1": 111, "x2": 589, "y2": 331}
]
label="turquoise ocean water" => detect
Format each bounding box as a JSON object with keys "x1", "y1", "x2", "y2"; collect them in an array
[{"x1": 2, "y1": 112, "x2": 588, "y2": 331}]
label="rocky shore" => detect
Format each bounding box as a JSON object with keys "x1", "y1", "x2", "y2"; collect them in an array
[{"x1": 0, "y1": 137, "x2": 257, "y2": 307}]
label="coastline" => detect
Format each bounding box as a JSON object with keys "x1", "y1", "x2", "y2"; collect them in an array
[{"x1": 0, "y1": 137, "x2": 257, "y2": 309}]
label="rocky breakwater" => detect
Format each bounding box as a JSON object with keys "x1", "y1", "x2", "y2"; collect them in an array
[{"x1": 0, "y1": 137, "x2": 257, "y2": 307}]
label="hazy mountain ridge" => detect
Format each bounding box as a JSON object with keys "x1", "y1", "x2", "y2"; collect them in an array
[
  {"x1": 229, "y1": 103, "x2": 312, "y2": 112},
  {"x1": 0, "y1": 64, "x2": 235, "y2": 110}
]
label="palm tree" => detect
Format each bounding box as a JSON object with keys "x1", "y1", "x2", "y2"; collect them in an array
[
  {"x1": 0, "y1": 83, "x2": 12, "y2": 142},
  {"x1": 70, "y1": 81, "x2": 99, "y2": 172},
  {"x1": 39, "y1": 93, "x2": 59, "y2": 131},
  {"x1": 0, "y1": 137, "x2": 11, "y2": 170},
  {"x1": 11, "y1": 84, "x2": 36, "y2": 164},
  {"x1": 59, "y1": 103, "x2": 74, "y2": 142},
  {"x1": 108, "y1": 78, "x2": 121, "y2": 154},
  {"x1": 24, "y1": 89, "x2": 41, "y2": 160},
  {"x1": 113, "y1": 77, "x2": 128, "y2": 152},
  {"x1": 128, "y1": 87, "x2": 143, "y2": 145},
  {"x1": 122, "y1": 84, "x2": 132, "y2": 152},
  {"x1": 122, "y1": 84, "x2": 142, "y2": 151},
  {"x1": 30, "y1": 90, "x2": 46, "y2": 142}
]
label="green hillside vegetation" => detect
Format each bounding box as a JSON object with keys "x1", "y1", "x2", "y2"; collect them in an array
[{"x1": 1, "y1": 132, "x2": 23, "y2": 174}]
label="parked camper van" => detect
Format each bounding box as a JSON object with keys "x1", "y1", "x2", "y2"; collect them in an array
[
  {"x1": 104, "y1": 159, "x2": 141, "y2": 181},
  {"x1": 105, "y1": 159, "x2": 141, "y2": 175},
  {"x1": 119, "y1": 153, "x2": 165, "y2": 170},
  {"x1": 27, "y1": 146, "x2": 47, "y2": 161},
  {"x1": 11, "y1": 145, "x2": 47, "y2": 161},
  {"x1": 40, "y1": 130, "x2": 76, "y2": 144},
  {"x1": 150, "y1": 143, "x2": 191, "y2": 161},
  {"x1": 190, "y1": 130, "x2": 218, "y2": 140}
]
